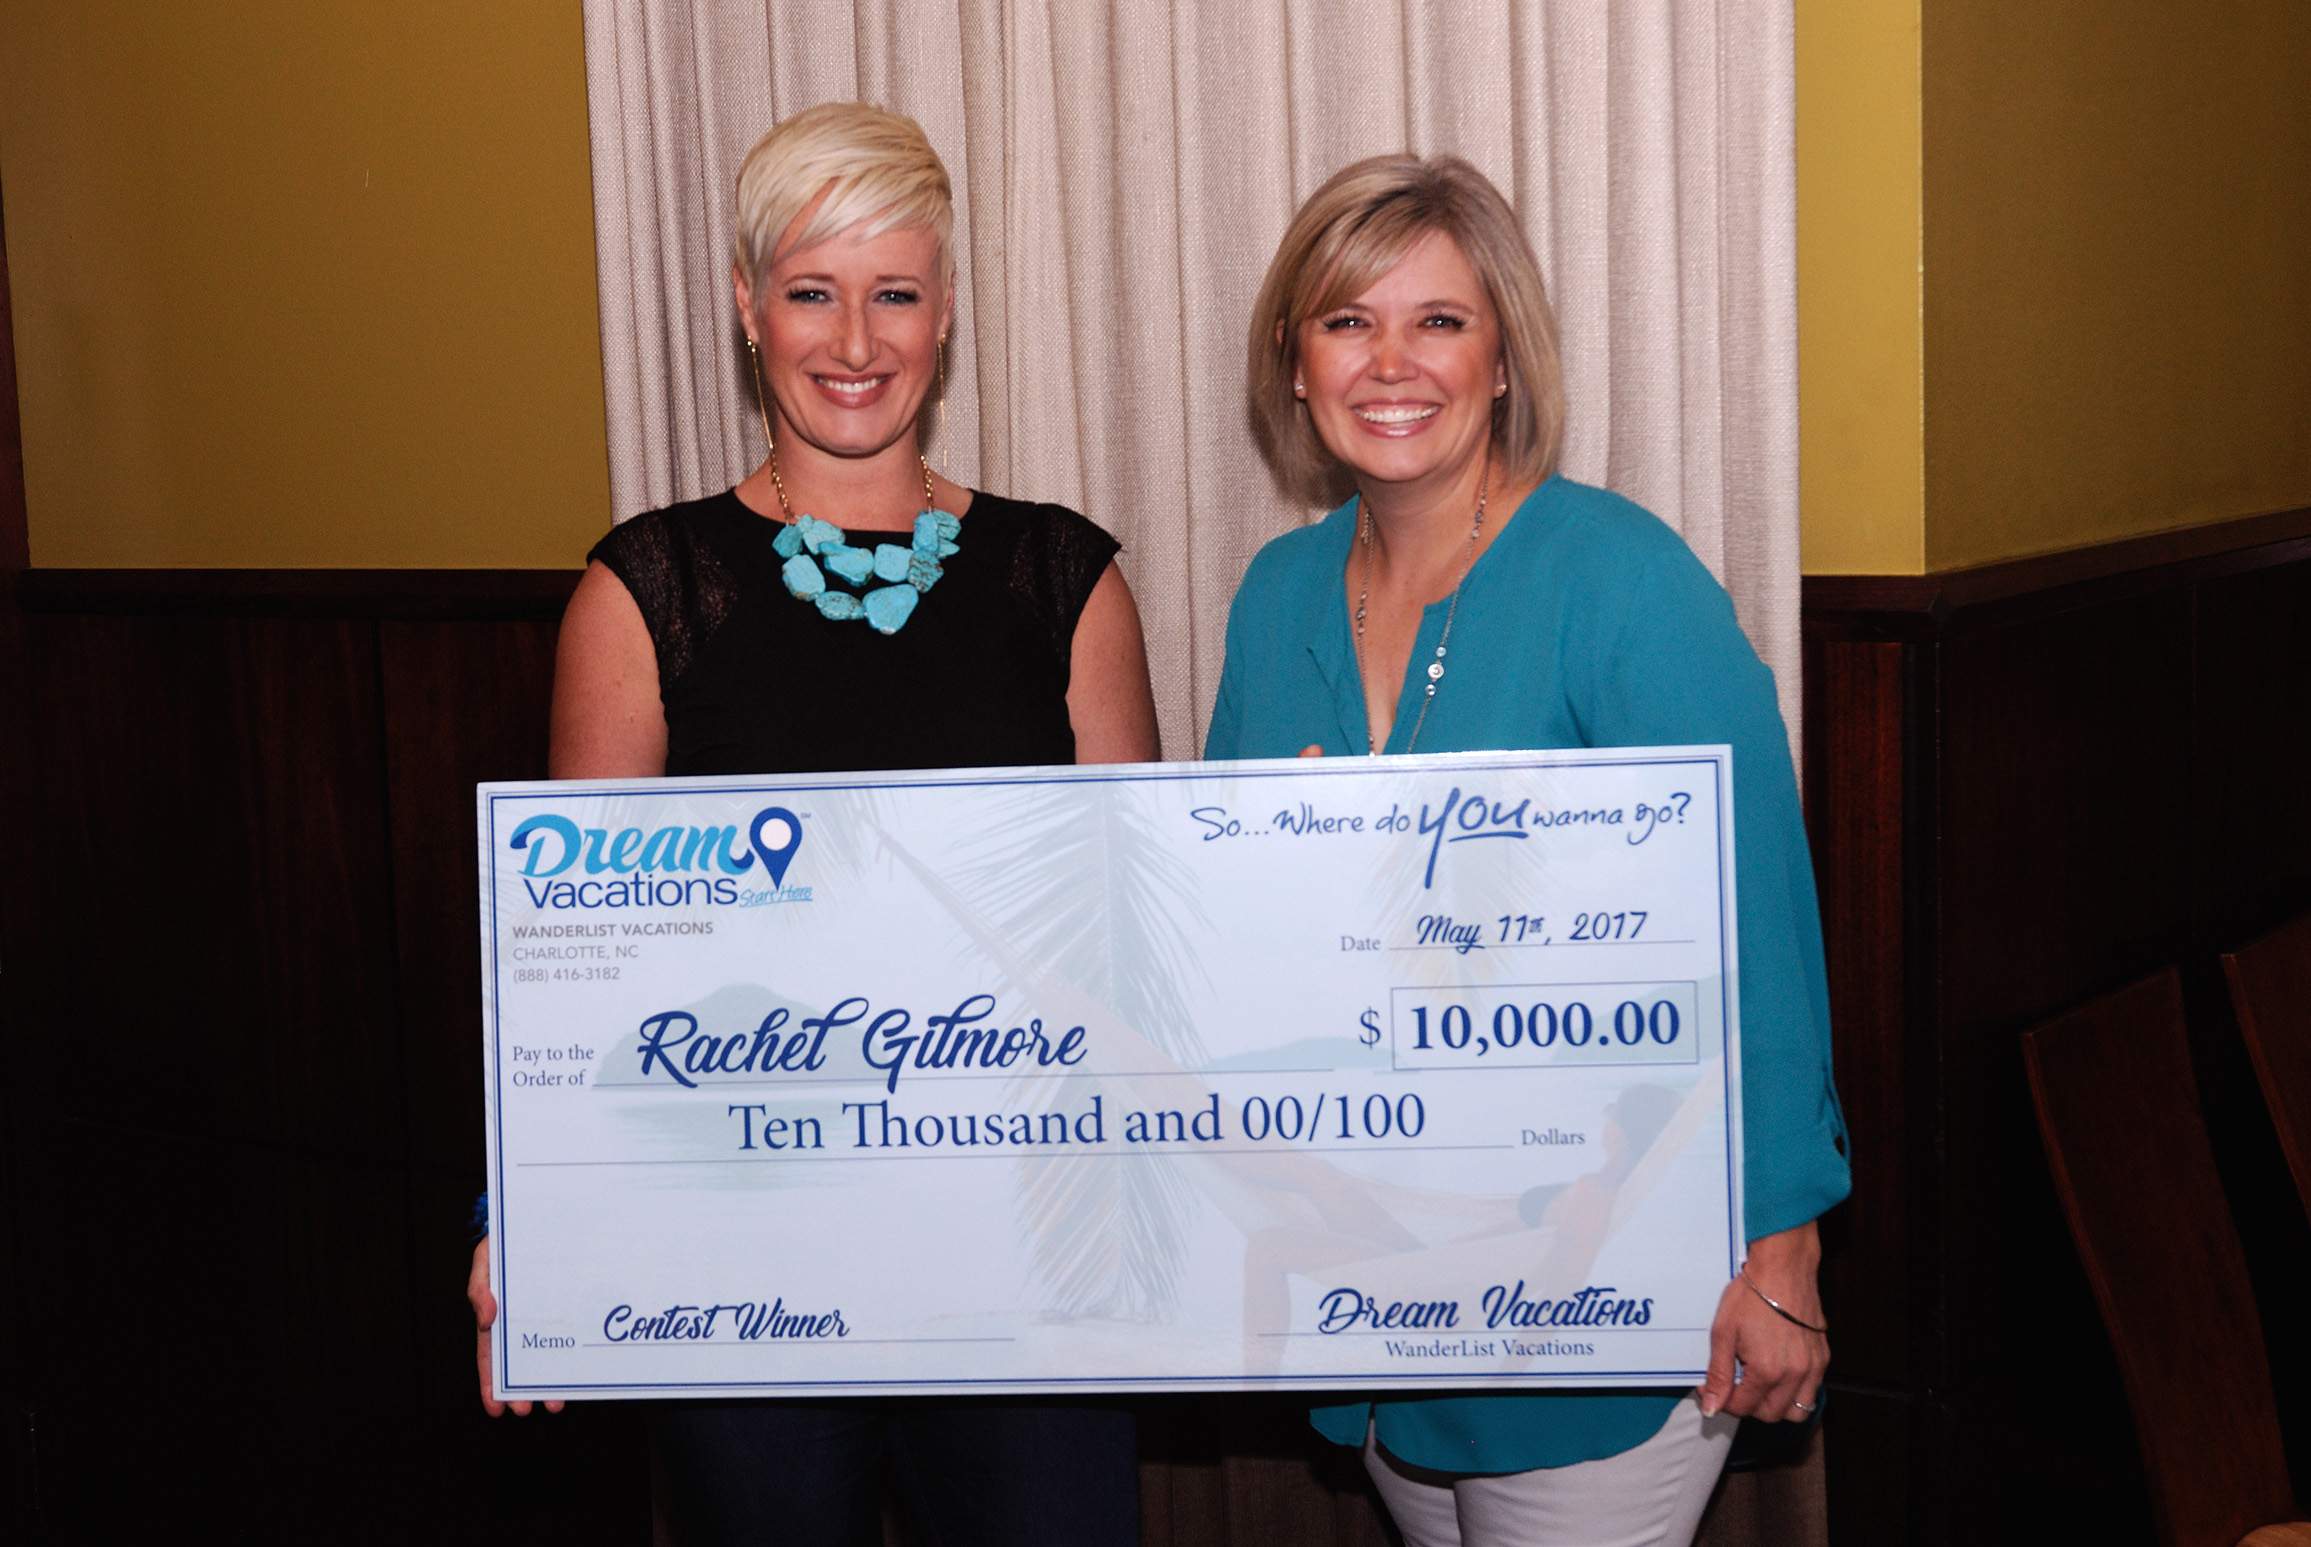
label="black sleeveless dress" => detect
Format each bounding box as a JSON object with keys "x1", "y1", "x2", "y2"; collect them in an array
[
  {"x1": 587, "y1": 485, "x2": 1141, "y2": 1546},
  {"x1": 589, "y1": 487, "x2": 1119, "y2": 777}
]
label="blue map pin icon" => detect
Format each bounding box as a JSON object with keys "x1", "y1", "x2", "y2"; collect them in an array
[{"x1": 749, "y1": 806, "x2": 803, "y2": 888}]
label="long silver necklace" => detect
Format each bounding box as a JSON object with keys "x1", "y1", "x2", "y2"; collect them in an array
[{"x1": 1353, "y1": 475, "x2": 1489, "y2": 754}]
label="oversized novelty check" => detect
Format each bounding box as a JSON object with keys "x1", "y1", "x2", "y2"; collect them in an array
[{"x1": 479, "y1": 748, "x2": 1743, "y2": 1402}]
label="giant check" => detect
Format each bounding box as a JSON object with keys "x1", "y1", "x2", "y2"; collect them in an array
[{"x1": 480, "y1": 748, "x2": 1743, "y2": 1402}]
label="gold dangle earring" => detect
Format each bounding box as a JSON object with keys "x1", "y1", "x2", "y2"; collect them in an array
[
  {"x1": 745, "y1": 335, "x2": 776, "y2": 465},
  {"x1": 934, "y1": 333, "x2": 950, "y2": 458}
]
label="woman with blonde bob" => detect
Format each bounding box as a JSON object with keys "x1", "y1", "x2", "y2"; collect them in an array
[
  {"x1": 468, "y1": 101, "x2": 1152, "y2": 1544},
  {"x1": 1208, "y1": 155, "x2": 1848, "y2": 1545}
]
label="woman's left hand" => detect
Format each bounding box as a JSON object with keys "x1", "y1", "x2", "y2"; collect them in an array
[{"x1": 1697, "y1": 1220, "x2": 1827, "y2": 1422}]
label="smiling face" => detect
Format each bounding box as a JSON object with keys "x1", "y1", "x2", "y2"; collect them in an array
[
  {"x1": 1293, "y1": 230, "x2": 1506, "y2": 501},
  {"x1": 737, "y1": 214, "x2": 951, "y2": 465}
]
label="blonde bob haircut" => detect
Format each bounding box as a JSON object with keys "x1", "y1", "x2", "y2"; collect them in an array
[
  {"x1": 733, "y1": 102, "x2": 954, "y2": 294},
  {"x1": 1248, "y1": 155, "x2": 1565, "y2": 507}
]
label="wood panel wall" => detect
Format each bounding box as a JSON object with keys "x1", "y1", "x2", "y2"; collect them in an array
[
  {"x1": 1805, "y1": 511, "x2": 2311, "y2": 1545},
  {"x1": 9, "y1": 522, "x2": 2303, "y2": 1545},
  {"x1": 6, "y1": 532, "x2": 2306, "y2": 1543},
  {"x1": 8, "y1": 524, "x2": 2306, "y2": 1543},
  {"x1": 2, "y1": 576, "x2": 638, "y2": 1542}
]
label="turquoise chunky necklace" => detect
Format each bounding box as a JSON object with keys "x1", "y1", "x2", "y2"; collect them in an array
[{"x1": 767, "y1": 452, "x2": 961, "y2": 635}]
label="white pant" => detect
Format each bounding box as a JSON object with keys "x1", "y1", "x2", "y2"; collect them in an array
[{"x1": 1364, "y1": 1396, "x2": 1736, "y2": 1547}]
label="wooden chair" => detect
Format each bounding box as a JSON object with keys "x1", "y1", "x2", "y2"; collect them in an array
[
  {"x1": 2022, "y1": 970, "x2": 2307, "y2": 1547},
  {"x1": 2222, "y1": 911, "x2": 2311, "y2": 1221}
]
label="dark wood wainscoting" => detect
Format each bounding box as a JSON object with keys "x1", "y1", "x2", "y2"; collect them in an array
[
  {"x1": 1804, "y1": 510, "x2": 2311, "y2": 1546},
  {"x1": 1, "y1": 573, "x2": 621, "y2": 1542},
  {"x1": 6, "y1": 508, "x2": 2304, "y2": 1542}
]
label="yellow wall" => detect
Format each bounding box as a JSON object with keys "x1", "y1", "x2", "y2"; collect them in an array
[
  {"x1": 1921, "y1": 0, "x2": 2311, "y2": 570},
  {"x1": 1804, "y1": 0, "x2": 2311, "y2": 575},
  {"x1": 0, "y1": 1, "x2": 609, "y2": 568},
  {"x1": 6, "y1": 4, "x2": 2301, "y2": 575},
  {"x1": 1797, "y1": 0, "x2": 1927, "y2": 575}
]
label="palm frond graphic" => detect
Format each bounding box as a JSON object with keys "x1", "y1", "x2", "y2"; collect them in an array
[{"x1": 936, "y1": 782, "x2": 1213, "y2": 1322}]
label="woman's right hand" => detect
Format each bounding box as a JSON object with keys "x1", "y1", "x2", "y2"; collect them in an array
[{"x1": 470, "y1": 1236, "x2": 563, "y2": 1417}]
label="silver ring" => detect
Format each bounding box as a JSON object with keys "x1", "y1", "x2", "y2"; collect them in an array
[{"x1": 1791, "y1": 1398, "x2": 1815, "y2": 1415}]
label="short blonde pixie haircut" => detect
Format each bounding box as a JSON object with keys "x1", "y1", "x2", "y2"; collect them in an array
[
  {"x1": 1248, "y1": 155, "x2": 1565, "y2": 507},
  {"x1": 733, "y1": 102, "x2": 954, "y2": 293}
]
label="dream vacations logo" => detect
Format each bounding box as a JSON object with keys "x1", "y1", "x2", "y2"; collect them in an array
[{"x1": 505, "y1": 804, "x2": 813, "y2": 911}]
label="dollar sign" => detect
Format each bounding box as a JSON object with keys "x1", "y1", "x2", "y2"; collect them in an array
[{"x1": 1358, "y1": 1009, "x2": 1382, "y2": 1047}]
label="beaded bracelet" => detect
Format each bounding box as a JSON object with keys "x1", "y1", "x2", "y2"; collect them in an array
[{"x1": 1738, "y1": 1265, "x2": 1829, "y2": 1334}]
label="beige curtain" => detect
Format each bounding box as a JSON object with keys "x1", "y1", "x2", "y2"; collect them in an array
[
  {"x1": 581, "y1": 0, "x2": 1801, "y2": 760},
  {"x1": 583, "y1": 19, "x2": 1816, "y2": 1539}
]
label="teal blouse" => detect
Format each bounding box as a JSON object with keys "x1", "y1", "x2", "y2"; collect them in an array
[{"x1": 1204, "y1": 476, "x2": 1850, "y2": 1475}]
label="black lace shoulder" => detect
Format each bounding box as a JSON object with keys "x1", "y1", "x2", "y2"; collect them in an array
[
  {"x1": 585, "y1": 495, "x2": 743, "y2": 691},
  {"x1": 977, "y1": 494, "x2": 1121, "y2": 675}
]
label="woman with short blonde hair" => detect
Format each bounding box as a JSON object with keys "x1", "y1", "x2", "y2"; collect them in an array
[
  {"x1": 468, "y1": 100, "x2": 1153, "y2": 1544},
  {"x1": 1210, "y1": 154, "x2": 1848, "y2": 1546}
]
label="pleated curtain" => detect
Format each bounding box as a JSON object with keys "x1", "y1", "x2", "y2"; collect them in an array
[{"x1": 580, "y1": 0, "x2": 1801, "y2": 760}]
